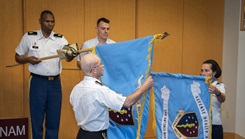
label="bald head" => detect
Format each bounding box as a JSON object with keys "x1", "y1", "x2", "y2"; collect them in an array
[{"x1": 80, "y1": 53, "x2": 100, "y2": 75}]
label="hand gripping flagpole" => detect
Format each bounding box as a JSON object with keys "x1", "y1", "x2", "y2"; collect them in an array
[
  {"x1": 6, "y1": 44, "x2": 94, "y2": 68},
  {"x1": 6, "y1": 33, "x2": 169, "y2": 68}
]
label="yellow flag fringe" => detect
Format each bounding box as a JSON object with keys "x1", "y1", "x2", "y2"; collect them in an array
[
  {"x1": 205, "y1": 76, "x2": 213, "y2": 138},
  {"x1": 136, "y1": 34, "x2": 165, "y2": 139}
]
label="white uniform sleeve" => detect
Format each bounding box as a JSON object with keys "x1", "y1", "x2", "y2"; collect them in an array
[
  {"x1": 216, "y1": 82, "x2": 226, "y2": 94},
  {"x1": 98, "y1": 86, "x2": 126, "y2": 112},
  {"x1": 15, "y1": 33, "x2": 30, "y2": 55},
  {"x1": 58, "y1": 35, "x2": 69, "y2": 48}
]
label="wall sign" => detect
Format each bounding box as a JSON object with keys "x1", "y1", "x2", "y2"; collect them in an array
[{"x1": 0, "y1": 118, "x2": 28, "y2": 139}]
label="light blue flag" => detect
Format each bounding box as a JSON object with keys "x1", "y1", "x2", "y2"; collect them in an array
[
  {"x1": 95, "y1": 35, "x2": 158, "y2": 139},
  {"x1": 151, "y1": 72, "x2": 212, "y2": 139}
]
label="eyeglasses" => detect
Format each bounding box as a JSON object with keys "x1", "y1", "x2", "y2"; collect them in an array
[{"x1": 90, "y1": 62, "x2": 103, "y2": 73}]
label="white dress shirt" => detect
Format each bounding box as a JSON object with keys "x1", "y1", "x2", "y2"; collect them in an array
[
  {"x1": 70, "y1": 76, "x2": 126, "y2": 131},
  {"x1": 211, "y1": 81, "x2": 226, "y2": 125},
  {"x1": 77, "y1": 37, "x2": 115, "y2": 61},
  {"x1": 15, "y1": 30, "x2": 68, "y2": 76}
]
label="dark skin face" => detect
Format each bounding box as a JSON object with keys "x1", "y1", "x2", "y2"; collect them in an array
[
  {"x1": 15, "y1": 12, "x2": 56, "y2": 65},
  {"x1": 39, "y1": 13, "x2": 55, "y2": 37}
]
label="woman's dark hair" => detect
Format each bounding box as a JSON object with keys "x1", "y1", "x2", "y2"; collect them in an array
[{"x1": 203, "y1": 59, "x2": 222, "y2": 78}]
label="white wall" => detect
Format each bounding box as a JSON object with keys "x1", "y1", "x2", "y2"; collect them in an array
[
  {"x1": 236, "y1": 6, "x2": 245, "y2": 137},
  {"x1": 236, "y1": 31, "x2": 245, "y2": 137},
  {"x1": 222, "y1": 0, "x2": 245, "y2": 137}
]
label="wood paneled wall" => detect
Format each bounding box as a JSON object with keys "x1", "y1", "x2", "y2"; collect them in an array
[
  {"x1": 0, "y1": 0, "x2": 24, "y2": 118},
  {"x1": 182, "y1": 0, "x2": 224, "y2": 75},
  {"x1": 137, "y1": 0, "x2": 184, "y2": 73},
  {"x1": 0, "y1": 0, "x2": 224, "y2": 138}
]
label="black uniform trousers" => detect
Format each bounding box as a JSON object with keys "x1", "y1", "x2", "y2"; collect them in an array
[{"x1": 212, "y1": 125, "x2": 223, "y2": 139}]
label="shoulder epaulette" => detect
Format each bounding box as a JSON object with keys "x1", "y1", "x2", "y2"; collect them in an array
[
  {"x1": 28, "y1": 31, "x2": 37, "y2": 35},
  {"x1": 54, "y1": 33, "x2": 63, "y2": 38},
  {"x1": 95, "y1": 81, "x2": 103, "y2": 86}
]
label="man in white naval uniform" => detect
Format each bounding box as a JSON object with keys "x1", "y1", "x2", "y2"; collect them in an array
[{"x1": 70, "y1": 53, "x2": 154, "y2": 139}]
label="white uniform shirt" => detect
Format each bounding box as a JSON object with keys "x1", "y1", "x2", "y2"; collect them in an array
[
  {"x1": 77, "y1": 37, "x2": 115, "y2": 61},
  {"x1": 15, "y1": 30, "x2": 68, "y2": 76},
  {"x1": 211, "y1": 81, "x2": 226, "y2": 125},
  {"x1": 70, "y1": 76, "x2": 126, "y2": 131}
]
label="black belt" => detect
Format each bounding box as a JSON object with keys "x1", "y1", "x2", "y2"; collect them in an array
[
  {"x1": 77, "y1": 128, "x2": 107, "y2": 139},
  {"x1": 31, "y1": 73, "x2": 60, "y2": 80}
]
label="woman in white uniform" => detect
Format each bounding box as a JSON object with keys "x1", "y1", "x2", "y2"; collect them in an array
[{"x1": 200, "y1": 59, "x2": 226, "y2": 139}]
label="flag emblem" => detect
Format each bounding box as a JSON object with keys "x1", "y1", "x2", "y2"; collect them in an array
[
  {"x1": 172, "y1": 110, "x2": 199, "y2": 138},
  {"x1": 109, "y1": 107, "x2": 135, "y2": 125}
]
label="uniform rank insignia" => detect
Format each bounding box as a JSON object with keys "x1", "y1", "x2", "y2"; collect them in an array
[
  {"x1": 95, "y1": 81, "x2": 103, "y2": 86},
  {"x1": 32, "y1": 46, "x2": 39, "y2": 49},
  {"x1": 28, "y1": 31, "x2": 37, "y2": 35},
  {"x1": 54, "y1": 33, "x2": 63, "y2": 38}
]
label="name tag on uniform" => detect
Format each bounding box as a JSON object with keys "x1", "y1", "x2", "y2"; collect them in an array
[{"x1": 32, "y1": 46, "x2": 39, "y2": 49}]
